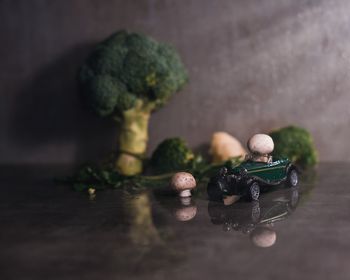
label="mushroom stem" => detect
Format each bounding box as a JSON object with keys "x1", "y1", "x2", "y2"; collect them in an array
[
  {"x1": 179, "y1": 189, "x2": 191, "y2": 197},
  {"x1": 180, "y1": 197, "x2": 191, "y2": 206}
]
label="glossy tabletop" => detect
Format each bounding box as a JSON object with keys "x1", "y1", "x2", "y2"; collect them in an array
[{"x1": 1, "y1": 163, "x2": 349, "y2": 280}]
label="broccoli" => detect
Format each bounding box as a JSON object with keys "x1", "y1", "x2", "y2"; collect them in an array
[
  {"x1": 151, "y1": 138, "x2": 194, "y2": 173},
  {"x1": 269, "y1": 126, "x2": 318, "y2": 168},
  {"x1": 79, "y1": 31, "x2": 188, "y2": 175}
]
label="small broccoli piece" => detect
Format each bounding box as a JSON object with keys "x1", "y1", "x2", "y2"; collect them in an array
[
  {"x1": 151, "y1": 138, "x2": 194, "y2": 173},
  {"x1": 79, "y1": 31, "x2": 188, "y2": 176},
  {"x1": 269, "y1": 126, "x2": 318, "y2": 168}
]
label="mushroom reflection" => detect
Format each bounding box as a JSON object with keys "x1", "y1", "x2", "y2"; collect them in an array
[
  {"x1": 250, "y1": 226, "x2": 277, "y2": 248},
  {"x1": 208, "y1": 187, "x2": 299, "y2": 247},
  {"x1": 152, "y1": 188, "x2": 198, "y2": 222},
  {"x1": 173, "y1": 197, "x2": 197, "y2": 222}
]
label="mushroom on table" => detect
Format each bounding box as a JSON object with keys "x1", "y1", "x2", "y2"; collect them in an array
[{"x1": 170, "y1": 172, "x2": 197, "y2": 197}]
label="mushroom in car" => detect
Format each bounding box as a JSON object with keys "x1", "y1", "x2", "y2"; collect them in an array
[
  {"x1": 247, "y1": 134, "x2": 274, "y2": 162},
  {"x1": 170, "y1": 172, "x2": 197, "y2": 197}
]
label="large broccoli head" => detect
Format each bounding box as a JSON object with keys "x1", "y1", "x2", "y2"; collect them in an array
[
  {"x1": 269, "y1": 126, "x2": 318, "y2": 168},
  {"x1": 78, "y1": 31, "x2": 188, "y2": 176},
  {"x1": 79, "y1": 30, "x2": 188, "y2": 116},
  {"x1": 151, "y1": 138, "x2": 194, "y2": 173}
]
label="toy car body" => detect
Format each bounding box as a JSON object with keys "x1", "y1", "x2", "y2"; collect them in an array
[{"x1": 207, "y1": 157, "x2": 298, "y2": 201}]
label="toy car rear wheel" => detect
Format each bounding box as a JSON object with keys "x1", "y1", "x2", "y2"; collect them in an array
[
  {"x1": 287, "y1": 169, "x2": 299, "y2": 187},
  {"x1": 249, "y1": 182, "x2": 260, "y2": 201}
]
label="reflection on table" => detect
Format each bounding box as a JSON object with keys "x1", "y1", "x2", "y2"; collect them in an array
[{"x1": 207, "y1": 187, "x2": 299, "y2": 247}]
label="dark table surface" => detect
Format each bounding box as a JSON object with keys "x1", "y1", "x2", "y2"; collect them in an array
[{"x1": 1, "y1": 163, "x2": 349, "y2": 280}]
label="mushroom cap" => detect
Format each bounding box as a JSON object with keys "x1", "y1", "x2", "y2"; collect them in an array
[
  {"x1": 170, "y1": 172, "x2": 196, "y2": 192},
  {"x1": 250, "y1": 227, "x2": 277, "y2": 248},
  {"x1": 247, "y1": 134, "x2": 274, "y2": 155},
  {"x1": 174, "y1": 205, "x2": 197, "y2": 221}
]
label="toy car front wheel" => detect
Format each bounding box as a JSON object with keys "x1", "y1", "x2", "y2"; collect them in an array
[
  {"x1": 207, "y1": 180, "x2": 223, "y2": 201},
  {"x1": 248, "y1": 182, "x2": 260, "y2": 201},
  {"x1": 287, "y1": 169, "x2": 299, "y2": 187},
  {"x1": 251, "y1": 201, "x2": 261, "y2": 223}
]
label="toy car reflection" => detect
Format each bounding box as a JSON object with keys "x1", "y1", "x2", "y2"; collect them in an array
[{"x1": 208, "y1": 187, "x2": 299, "y2": 247}]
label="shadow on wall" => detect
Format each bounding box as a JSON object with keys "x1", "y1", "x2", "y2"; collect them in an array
[{"x1": 10, "y1": 43, "x2": 117, "y2": 164}]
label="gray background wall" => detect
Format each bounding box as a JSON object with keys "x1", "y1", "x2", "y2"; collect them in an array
[{"x1": 1, "y1": 0, "x2": 350, "y2": 164}]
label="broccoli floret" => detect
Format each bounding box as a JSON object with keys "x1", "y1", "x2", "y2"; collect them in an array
[
  {"x1": 79, "y1": 31, "x2": 188, "y2": 175},
  {"x1": 151, "y1": 138, "x2": 194, "y2": 173},
  {"x1": 269, "y1": 126, "x2": 318, "y2": 168}
]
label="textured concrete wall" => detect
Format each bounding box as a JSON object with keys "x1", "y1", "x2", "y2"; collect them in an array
[{"x1": 1, "y1": 0, "x2": 350, "y2": 164}]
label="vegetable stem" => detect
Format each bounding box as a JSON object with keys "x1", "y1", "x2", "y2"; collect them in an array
[{"x1": 115, "y1": 101, "x2": 151, "y2": 176}]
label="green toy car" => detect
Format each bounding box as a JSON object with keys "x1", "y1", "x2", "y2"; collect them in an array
[{"x1": 207, "y1": 156, "x2": 299, "y2": 201}]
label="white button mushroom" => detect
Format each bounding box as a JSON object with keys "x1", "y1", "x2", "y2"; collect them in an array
[
  {"x1": 247, "y1": 134, "x2": 274, "y2": 154},
  {"x1": 247, "y1": 134, "x2": 274, "y2": 162},
  {"x1": 170, "y1": 172, "x2": 197, "y2": 197}
]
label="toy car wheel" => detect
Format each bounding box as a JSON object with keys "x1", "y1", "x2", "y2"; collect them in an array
[
  {"x1": 249, "y1": 182, "x2": 260, "y2": 201},
  {"x1": 287, "y1": 169, "x2": 299, "y2": 187},
  {"x1": 251, "y1": 201, "x2": 261, "y2": 223},
  {"x1": 289, "y1": 188, "x2": 299, "y2": 209},
  {"x1": 207, "y1": 180, "x2": 223, "y2": 201}
]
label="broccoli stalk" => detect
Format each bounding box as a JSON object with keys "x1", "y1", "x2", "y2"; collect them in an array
[
  {"x1": 116, "y1": 100, "x2": 154, "y2": 175},
  {"x1": 79, "y1": 31, "x2": 188, "y2": 175}
]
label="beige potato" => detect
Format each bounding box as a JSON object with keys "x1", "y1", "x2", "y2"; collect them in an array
[
  {"x1": 209, "y1": 132, "x2": 247, "y2": 163},
  {"x1": 223, "y1": 195, "x2": 241, "y2": 206}
]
